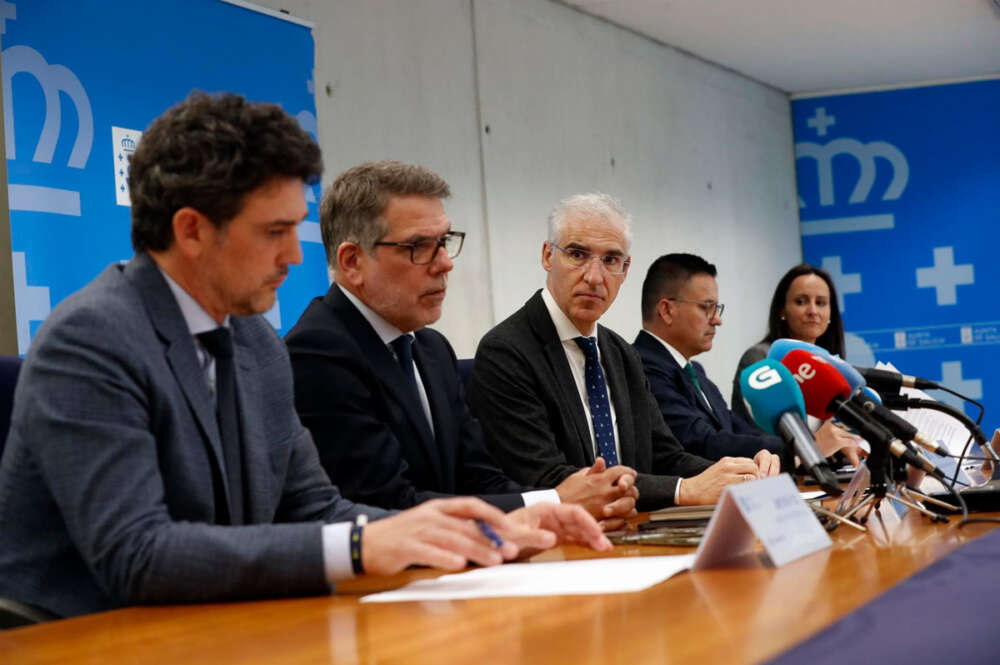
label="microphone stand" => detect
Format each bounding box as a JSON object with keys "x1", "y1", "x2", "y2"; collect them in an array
[
  {"x1": 839, "y1": 436, "x2": 951, "y2": 525},
  {"x1": 898, "y1": 485, "x2": 962, "y2": 513},
  {"x1": 840, "y1": 434, "x2": 890, "y2": 525}
]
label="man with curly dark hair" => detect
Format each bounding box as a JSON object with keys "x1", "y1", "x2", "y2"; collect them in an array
[{"x1": 0, "y1": 93, "x2": 608, "y2": 620}]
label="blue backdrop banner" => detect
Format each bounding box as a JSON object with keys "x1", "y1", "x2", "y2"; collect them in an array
[
  {"x1": 3, "y1": 0, "x2": 327, "y2": 353},
  {"x1": 792, "y1": 79, "x2": 1000, "y2": 431}
]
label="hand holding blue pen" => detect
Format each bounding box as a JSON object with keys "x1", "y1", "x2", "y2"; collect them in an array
[{"x1": 476, "y1": 519, "x2": 505, "y2": 548}]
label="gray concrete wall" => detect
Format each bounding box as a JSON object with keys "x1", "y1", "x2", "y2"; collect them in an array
[{"x1": 236, "y1": 0, "x2": 802, "y2": 395}]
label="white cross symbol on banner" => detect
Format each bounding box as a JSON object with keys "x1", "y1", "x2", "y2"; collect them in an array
[
  {"x1": 820, "y1": 256, "x2": 861, "y2": 313},
  {"x1": 807, "y1": 107, "x2": 836, "y2": 136},
  {"x1": 0, "y1": 1, "x2": 16, "y2": 35},
  {"x1": 916, "y1": 247, "x2": 974, "y2": 306}
]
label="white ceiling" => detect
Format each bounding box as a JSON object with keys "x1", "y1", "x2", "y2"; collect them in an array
[{"x1": 560, "y1": 0, "x2": 1000, "y2": 94}]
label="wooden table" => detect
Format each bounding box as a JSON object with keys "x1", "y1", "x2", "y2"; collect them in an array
[{"x1": 2, "y1": 510, "x2": 996, "y2": 665}]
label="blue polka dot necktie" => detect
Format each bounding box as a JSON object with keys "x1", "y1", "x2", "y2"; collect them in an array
[{"x1": 573, "y1": 336, "x2": 618, "y2": 466}]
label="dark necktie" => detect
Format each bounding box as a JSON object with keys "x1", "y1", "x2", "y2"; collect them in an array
[
  {"x1": 684, "y1": 361, "x2": 713, "y2": 413},
  {"x1": 197, "y1": 328, "x2": 244, "y2": 525},
  {"x1": 390, "y1": 334, "x2": 420, "y2": 397},
  {"x1": 573, "y1": 336, "x2": 619, "y2": 466}
]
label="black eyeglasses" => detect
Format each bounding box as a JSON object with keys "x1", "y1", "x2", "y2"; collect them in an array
[
  {"x1": 666, "y1": 297, "x2": 724, "y2": 319},
  {"x1": 550, "y1": 243, "x2": 630, "y2": 274},
  {"x1": 373, "y1": 231, "x2": 465, "y2": 265}
]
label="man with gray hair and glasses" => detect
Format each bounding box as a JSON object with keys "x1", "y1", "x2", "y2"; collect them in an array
[
  {"x1": 468, "y1": 194, "x2": 779, "y2": 510},
  {"x1": 286, "y1": 162, "x2": 638, "y2": 529}
]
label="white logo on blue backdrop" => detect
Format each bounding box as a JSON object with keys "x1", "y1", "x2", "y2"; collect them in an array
[
  {"x1": 3, "y1": 35, "x2": 92, "y2": 351},
  {"x1": 792, "y1": 81, "x2": 1000, "y2": 425},
  {"x1": 3, "y1": 0, "x2": 328, "y2": 352}
]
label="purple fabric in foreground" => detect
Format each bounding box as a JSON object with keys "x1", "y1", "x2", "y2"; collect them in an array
[{"x1": 765, "y1": 526, "x2": 1000, "y2": 665}]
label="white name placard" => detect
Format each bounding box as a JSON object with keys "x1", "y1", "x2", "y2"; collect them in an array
[{"x1": 693, "y1": 473, "x2": 831, "y2": 569}]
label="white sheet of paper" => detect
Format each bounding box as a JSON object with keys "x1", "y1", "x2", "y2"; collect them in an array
[
  {"x1": 875, "y1": 361, "x2": 968, "y2": 455},
  {"x1": 360, "y1": 555, "x2": 696, "y2": 603}
]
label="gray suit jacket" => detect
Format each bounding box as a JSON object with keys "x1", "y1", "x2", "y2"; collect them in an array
[
  {"x1": 0, "y1": 253, "x2": 387, "y2": 617},
  {"x1": 467, "y1": 291, "x2": 712, "y2": 510}
]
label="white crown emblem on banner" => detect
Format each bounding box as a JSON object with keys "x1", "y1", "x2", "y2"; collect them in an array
[
  {"x1": 2, "y1": 44, "x2": 92, "y2": 218},
  {"x1": 796, "y1": 138, "x2": 909, "y2": 207},
  {"x1": 2, "y1": 44, "x2": 93, "y2": 168},
  {"x1": 795, "y1": 136, "x2": 910, "y2": 236}
]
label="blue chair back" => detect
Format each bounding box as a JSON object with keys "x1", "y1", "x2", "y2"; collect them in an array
[
  {"x1": 0, "y1": 355, "x2": 61, "y2": 628},
  {"x1": 0, "y1": 355, "x2": 22, "y2": 461}
]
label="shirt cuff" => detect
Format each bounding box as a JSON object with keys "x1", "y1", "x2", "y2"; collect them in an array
[
  {"x1": 521, "y1": 489, "x2": 560, "y2": 507},
  {"x1": 321, "y1": 521, "x2": 355, "y2": 583},
  {"x1": 674, "y1": 478, "x2": 683, "y2": 505}
]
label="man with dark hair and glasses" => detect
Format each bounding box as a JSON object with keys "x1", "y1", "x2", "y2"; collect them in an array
[
  {"x1": 286, "y1": 162, "x2": 638, "y2": 527},
  {"x1": 634, "y1": 252, "x2": 783, "y2": 463},
  {"x1": 468, "y1": 196, "x2": 778, "y2": 510}
]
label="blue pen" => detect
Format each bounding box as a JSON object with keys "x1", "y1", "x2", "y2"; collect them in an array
[{"x1": 476, "y1": 519, "x2": 504, "y2": 548}]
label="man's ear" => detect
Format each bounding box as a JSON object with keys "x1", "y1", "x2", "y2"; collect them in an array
[
  {"x1": 657, "y1": 298, "x2": 674, "y2": 325},
  {"x1": 171, "y1": 207, "x2": 213, "y2": 258},
  {"x1": 541, "y1": 241, "x2": 553, "y2": 272},
  {"x1": 336, "y1": 241, "x2": 366, "y2": 287}
]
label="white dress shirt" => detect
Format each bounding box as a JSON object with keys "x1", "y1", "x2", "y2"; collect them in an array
[{"x1": 160, "y1": 269, "x2": 229, "y2": 393}]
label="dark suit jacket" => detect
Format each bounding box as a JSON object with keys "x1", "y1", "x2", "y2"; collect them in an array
[
  {"x1": 0, "y1": 254, "x2": 387, "y2": 618},
  {"x1": 285, "y1": 284, "x2": 526, "y2": 512},
  {"x1": 467, "y1": 290, "x2": 712, "y2": 510},
  {"x1": 633, "y1": 330, "x2": 782, "y2": 460}
]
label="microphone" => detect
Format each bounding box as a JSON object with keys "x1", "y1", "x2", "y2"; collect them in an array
[
  {"x1": 821, "y1": 354, "x2": 951, "y2": 458},
  {"x1": 851, "y1": 391, "x2": 949, "y2": 457},
  {"x1": 821, "y1": 353, "x2": 864, "y2": 391},
  {"x1": 860, "y1": 386, "x2": 882, "y2": 404},
  {"x1": 780, "y1": 350, "x2": 950, "y2": 483},
  {"x1": 766, "y1": 338, "x2": 819, "y2": 363},
  {"x1": 739, "y1": 359, "x2": 842, "y2": 495},
  {"x1": 853, "y1": 366, "x2": 939, "y2": 393},
  {"x1": 770, "y1": 339, "x2": 938, "y2": 393},
  {"x1": 769, "y1": 341, "x2": 951, "y2": 459}
]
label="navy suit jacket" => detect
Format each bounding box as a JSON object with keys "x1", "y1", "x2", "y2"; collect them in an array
[
  {"x1": 285, "y1": 284, "x2": 526, "y2": 512},
  {"x1": 633, "y1": 330, "x2": 783, "y2": 460},
  {"x1": 0, "y1": 254, "x2": 386, "y2": 618},
  {"x1": 468, "y1": 291, "x2": 712, "y2": 511}
]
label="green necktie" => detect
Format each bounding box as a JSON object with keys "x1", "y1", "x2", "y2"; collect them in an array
[{"x1": 684, "y1": 362, "x2": 713, "y2": 413}]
